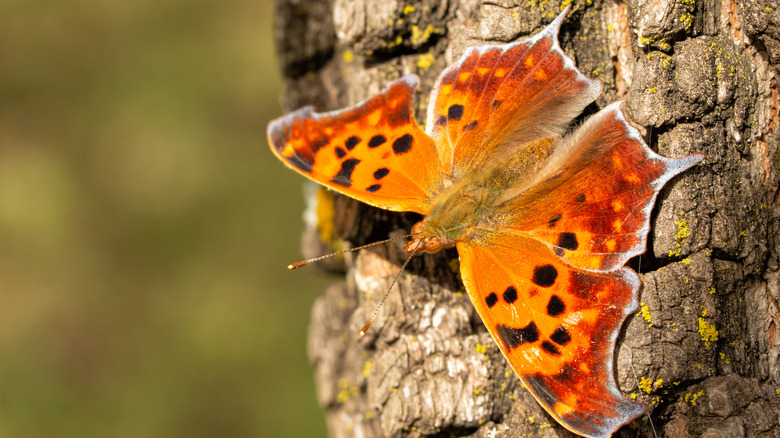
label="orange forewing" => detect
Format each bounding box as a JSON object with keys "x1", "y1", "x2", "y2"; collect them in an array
[
  {"x1": 425, "y1": 11, "x2": 601, "y2": 177},
  {"x1": 267, "y1": 76, "x2": 442, "y2": 214},
  {"x1": 457, "y1": 234, "x2": 646, "y2": 437},
  {"x1": 506, "y1": 104, "x2": 705, "y2": 272}
]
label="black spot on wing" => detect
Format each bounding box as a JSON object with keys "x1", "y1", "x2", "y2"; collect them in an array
[
  {"x1": 373, "y1": 168, "x2": 389, "y2": 179},
  {"x1": 541, "y1": 340, "x2": 561, "y2": 355},
  {"x1": 368, "y1": 135, "x2": 387, "y2": 148},
  {"x1": 614, "y1": 179, "x2": 632, "y2": 193},
  {"x1": 550, "y1": 326, "x2": 571, "y2": 346},
  {"x1": 485, "y1": 293, "x2": 498, "y2": 308},
  {"x1": 546, "y1": 295, "x2": 565, "y2": 317},
  {"x1": 335, "y1": 147, "x2": 346, "y2": 158},
  {"x1": 497, "y1": 322, "x2": 539, "y2": 349},
  {"x1": 492, "y1": 100, "x2": 502, "y2": 109},
  {"x1": 548, "y1": 213, "x2": 562, "y2": 228},
  {"x1": 557, "y1": 232, "x2": 578, "y2": 251},
  {"x1": 392, "y1": 134, "x2": 413, "y2": 155},
  {"x1": 503, "y1": 286, "x2": 517, "y2": 304},
  {"x1": 434, "y1": 115, "x2": 447, "y2": 127},
  {"x1": 447, "y1": 104, "x2": 464, "y2": 121},
  {"x1": 366, "y1": 184, "x2": 381, "y2": 192},
  {"x1": 532, "y1": 265, "x2": 558, "y2": 287},
  {"x1": 575, "y1": 193, "x2": 586, "y2": 202},
  {"x1": 463, "y1": 120, "x2": 478, "y2": 132},
  {"x1": 331, "y1": 158, "x2": 360, "y2": 187},
  {"x1": 345, "y1": 136, "x2": 361, "y2": 150}
]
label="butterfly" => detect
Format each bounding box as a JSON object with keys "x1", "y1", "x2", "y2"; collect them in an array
[{"x1": 267, "y1": 6, "x2": 703, "y2": 438}]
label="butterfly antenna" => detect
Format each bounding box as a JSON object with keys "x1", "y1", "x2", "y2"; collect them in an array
[
  {"x1": 287, "y1": 234, "x2": 413, "y2": 270},
  {"x1": 359, "y1": 238, "x2": 423, "y2": 336},
  {"x1": 627, "y1": 346, "x2": 658, "y2": 438}
]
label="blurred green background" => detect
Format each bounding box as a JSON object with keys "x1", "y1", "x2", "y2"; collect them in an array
[{"x1": 0, "y1": 0, "x2": 331, "y2": 436}]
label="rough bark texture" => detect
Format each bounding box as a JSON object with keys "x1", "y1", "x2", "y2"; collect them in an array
[{"x1": 272, "y1": 0, "x2": 780, "y2": 436}]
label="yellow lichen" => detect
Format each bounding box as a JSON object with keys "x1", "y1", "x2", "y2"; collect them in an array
[
  {"x1": 676, "y1": 215, "x2": 690, "y2": 239},
  {"x1": 417, "y1": 52, "x2": 434, "y2": 70},
  {"x1": 336, "y1": 378, "x2": 359, "y2": 404},
  {"x1": 638, "y1": 34, "x2": 670, "y2": 50},
  {"x1": 316, "y1": 188, "x2": 336, "y2": 244},
  {"x1": 387, "y1": 35, "x2": 403, "y2": 48},
  {"x1": 669, "y1": 214, "x2": 691, "y2": 257},
  {"x1": 448, "y1": 257, "x2": 459, "y2": 273},
  {"x1": 698, "y1": 318, "x2": 719, "y2": 348},
  {"x1": 680, "y1": 13, "x2": 693, "y2": 30},
  {"x1": 410, "y1": 24, "x2": 428, "y2": 44},
  {"x1": 639, "y1": 376, "x2": 653, "y2": 394},
  {"x1": 639, "y1": 301, "x2": 652, "y2": 326},
  {"x1": 684, "y1": 390, "x2": 704, "y2": 406},
  {"x1": 362, "y1": 359, "x2": 372, "y2": 378},
  {"x1": 403, "y1": 4, "x2": 415, "y2": 15},
  {"x1": 342, "y1": 49, "x2": 354, "y2": 63}
]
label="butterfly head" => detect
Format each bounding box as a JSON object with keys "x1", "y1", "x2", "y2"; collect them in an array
[{"x1": 402, "y1": 220, "x2": 456, "y2": 255}]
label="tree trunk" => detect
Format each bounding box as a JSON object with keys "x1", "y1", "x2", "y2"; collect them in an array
[{"x1": 272, "y1": 0, "x2": 780, "y2": 436}]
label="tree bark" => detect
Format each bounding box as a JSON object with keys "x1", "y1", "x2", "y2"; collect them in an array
[{"x1": 272, "y1": 0, "x2": 780, "y2": 436}]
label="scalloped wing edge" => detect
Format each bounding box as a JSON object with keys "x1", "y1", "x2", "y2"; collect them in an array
[
  {"x1": 520, "y1": 266, "x2": 646, "y2": 438},
  {"x1": 423, "y1": 4, "x2": 602, "y2": 170}
]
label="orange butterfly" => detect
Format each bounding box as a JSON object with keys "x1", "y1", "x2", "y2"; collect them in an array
[{"x1": 267, "y1": 7, "x2": 702, "y2": 438}]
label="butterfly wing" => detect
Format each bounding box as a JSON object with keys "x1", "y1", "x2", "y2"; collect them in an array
[
  {"x1": 501, "y1": 102, "x2": 704, "y2": 273},
  {"x1": 453, "y1": 103, "x2": 701, "y2": 436},
  {"x1": 457, "y1": 235, "x2": 645, "y2": 438},
  {"x1": 267, "y1": 76, "x2": 442, "y2": 214},
  {"x1": 426, "y1": 6, "x2": 601, "y2": 177}
]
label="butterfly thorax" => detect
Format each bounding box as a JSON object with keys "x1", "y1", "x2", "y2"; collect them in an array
[{"x1": 404, "y1": 137, "x2": 557, "y2": 255}]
